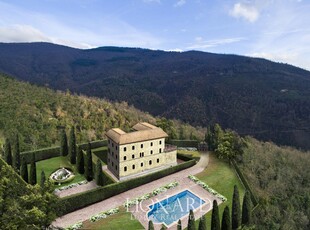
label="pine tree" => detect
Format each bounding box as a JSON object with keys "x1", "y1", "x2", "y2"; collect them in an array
[
  {"x1": 232, "y1": 185, "x2": 241, "y2": 230},
  {"x1": 95, "y1": 159, "x2": 104, "y2": 186},
  {"x1": 85, "y1": 143, "x2": 93, "y2": 181},
  {"x1": 177, "y1": 219, "x2": 182, "y2": 230},
  {"x1": 242, "y1": 191, "x2": 252, "y2": 226},
  {"x1": 40, "y1": 170, "x2": 46, "y2": 188},
  {"x1": 69, "y1": 126, "x2": 77, "y2": 164},
  {"x1": 29, "y1": 153, "x2": 37, "y2": 185},
  {"x1": 4, "y1": 138, "x2": 12, "y2": 166},
  {"x1": 221, "y1": 206, "x2": 231, "y2": 230},
  {"x1": 13, "y1": 134, "x2": 21, "y2": 171},
  {"x1": 20, "y1": 156, "x2": 28, "y2": 183},
  {"x1": 77, "y1": 146, "x2": 85, "y2": 174},
  {"x1": 148, "y1": 220, "x2": 154, "y2": 230},
  {"x1": 187, "y1": 209, "x2": 196, "y2": 230},
  {"x1": 199, "y1": 214, "x2": 207, "y2": 230},
  {"x1": 60, "y1": 129, "x2": 68, "y2": 156},
  {"x1": 211, "y1": 200, "x2": 220, "y2": 230}
]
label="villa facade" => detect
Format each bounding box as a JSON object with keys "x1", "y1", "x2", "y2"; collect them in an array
[{"x1": 106, "y1": 122, "x2": 177, "y2": 181}]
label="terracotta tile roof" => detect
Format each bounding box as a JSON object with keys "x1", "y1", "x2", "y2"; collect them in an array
[{"x1": 106, "y1": 122, "x2": 168, "y2": 144}]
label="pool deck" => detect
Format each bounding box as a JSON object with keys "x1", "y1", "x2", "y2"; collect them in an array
[
  {"x1": 52, "y1": 152, "x2": 213, "y2": 229},
  {"x1": 129, "y1": 178, "x2": 222, "y2": 230}
]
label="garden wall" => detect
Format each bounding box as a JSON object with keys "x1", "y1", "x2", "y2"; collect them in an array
[
  {"x1": 21, "y1": 140, "x2": 107, "y2": 163},
  {"x1": 61, "y1": 159, "x2": 196, "y2": 215}
]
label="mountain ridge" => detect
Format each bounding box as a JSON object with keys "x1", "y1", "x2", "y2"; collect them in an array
[{"x1": 0, "y1": 42, "x2": 309, "y2": 149}]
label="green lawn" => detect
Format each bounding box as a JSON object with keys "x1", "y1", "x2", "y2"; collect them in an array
[
  {"x1": 34, "y1": 156, "x2": 85, "y2": 188},
  {"x1": 82, "y1": 208, "x2": 144, "y2": 230},
  {"x1": 194, "y1": 152, "x2": 245, "y2": 229}
]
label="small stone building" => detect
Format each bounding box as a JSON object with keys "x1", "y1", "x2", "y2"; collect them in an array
[{"x1": 106, "y1": 122, "x2": 177, "y2": 181}]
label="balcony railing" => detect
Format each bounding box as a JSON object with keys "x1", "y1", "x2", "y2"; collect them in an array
[{"x1": 164, "y1": 144, "x2": 177, "y2": 152}]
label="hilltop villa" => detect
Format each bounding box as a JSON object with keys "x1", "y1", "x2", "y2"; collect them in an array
[{"x1": 106, "y1": 122, "x2": 177, "y2": 181}]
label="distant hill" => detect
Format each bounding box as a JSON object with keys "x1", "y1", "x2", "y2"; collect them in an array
[
  {"x1": 0, "y1": 42, "x2": 309, "y2": 149},
  {"x1": 0, "y1": 74, "x2": 204, "y2": 151}
]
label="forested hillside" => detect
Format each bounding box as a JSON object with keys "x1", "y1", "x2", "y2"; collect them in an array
[
  {"x1": 240, "y1": 138, "x2": 310, "y2": 229},
  {"x1": 0, "y1": 43, "x2": 309, "y2": 149},
  {"x1": 0, "y1": 74, "x2": 204, "y2": 151}
]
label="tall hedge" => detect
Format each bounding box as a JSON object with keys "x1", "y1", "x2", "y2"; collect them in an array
[
  {"x1": 221, "y1": 206, "x2": 231, "y2": 230},
  {"x1": 60, "y1": 129, "x2": 68, "y2": 156},
  {"x1": 61, "y1": 159, "x2": 196, "y2": 214},
  {"x1": 177, "y1": 219, "x2": 182, "y2": 230},
  {"x1": 20, "y1": 156, "x2": 28, "y2": 183},
  {"x1": 211, "y1": 200, "x2": 220, "y2": 230},
  {"x1": 198, "y1": 215, "x2": 207, "y2": 230},
  {"x1": 13, "y1": 134, "x2": 21, "y2": 171},
  {"x1": 29, "y1": 154, "x2": 37, "y2": 185},
  {"x1": 76, "y1": 147, "x2": 85, "y2": 174},
  {"x1": 69, "y1": 126, "x2": 77, "y2": 164},
  {"x1": 187, "y1": 209, "x2": 196, "y2": 230},
  {"x1": 95, "y1": 159, "x2": 104, "y2": 186},
  {"x1": 242, "y1": 190, "x2": 252, "y2": 226},
  {"x1": 232, "y1": 185, "x2": 240, "y2": 230},
  {"x1": 85, "y1": 143, "x2": 93, "y2": 181},
  {"x1": 4, "y1": 138, "x2": 12, "y2": 166}
]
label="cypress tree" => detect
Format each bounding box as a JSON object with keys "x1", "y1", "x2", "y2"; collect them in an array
[
  {"x1": 199, "y1": 214, "x2": 207, "y2": 230},
  {"x1": 85, "y1": 143, "x2": 93, "y2": 181},
  {"x1": 187, "y1": 209, "x2": 196, "y2": 230},
  {"x1": 211, "y1": 200, "x2": 220, "y2": 230},
  {"x1": 95, "y1": 159, "x2": 104, "y2": 186},
  {"x1": 20, "y1": 156, "x2": 28, "y2": 183},
  {"x1": 13, "y1": 134, "x2": 21, "y2": 171},
  {"x1": 160, "y1": 224, "x2": 167, "y2": 230},
  {"x1": 221, "y1": 206, "x2": 231, "y2": 230},
  {"x1": 242, "y1": 191, "x2": 252, "y2": 226},
  {"x1": 232, "y1": 185, "x2": 241, "y2": 230},
  {"x1": 148, "y1": 220, "x2": 154, "y2": 230},
  {"x1": 60, "y1": 129, "x2": 68, "y2": 156},
  {"x1": 40, "y1": 170, "x2": 46, "y2": 188},
  {"x1": 69, "y1": 126, "x2": 77, "y2": 164},
  {"x1": 177, "y1": 219, "x2": 182, "y2": 230},
  {"x1": 77, "y1": 146, "x2": 85, "y2": 174},
  {"x1": 29, "y1": 153, "x2": 37, "y2": 185},
  {"x1": 4, "y1": 138, "x2": 12, "y2": 166}
]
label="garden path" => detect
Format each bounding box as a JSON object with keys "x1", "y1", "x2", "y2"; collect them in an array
[{"x1": 52, "y1": 151, "x2": 209, "y2": 229}]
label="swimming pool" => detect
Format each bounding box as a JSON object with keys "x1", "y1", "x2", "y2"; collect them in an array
[{"x1": 147, "y1": 190, "x2": 205, "y2": 226}]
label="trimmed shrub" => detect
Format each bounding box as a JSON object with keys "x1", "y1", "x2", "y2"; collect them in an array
[
  {"x1": 78, "y1": 140, "x2": 107, "y2": 150},
  {"x1": 177, "y1": 153, "x2": 194, "y2": 161},
  {"x1": 61, "y1": 159, "x2": 196, "y2": 214}
]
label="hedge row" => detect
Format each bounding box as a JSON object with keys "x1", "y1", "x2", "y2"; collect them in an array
[
  {"x1": 61, "y1": 159, "x2": 196, "y2": 215},
  {"x1": 21, "y1": 140, "x2": 107, "y2": 163},
  {"x1": 177, "y1": 153, "x2": 194, "y2": 161},
  {"x1": 168, "y1": 139, "x2": 199, "y2": 148},
  {"x1": 231, "y1": 160, "x2": 259, "y2": 207},
  {"x1": 78, "y1": 140, "x2": 107, "y2": 151},
  {"x1": 21, "y1": 146, "x2": 60, "y2": 164}
]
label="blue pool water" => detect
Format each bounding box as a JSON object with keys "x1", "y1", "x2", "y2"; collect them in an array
[{"x1": 147, "y1": 190, "x2": 205, "y2": 226}]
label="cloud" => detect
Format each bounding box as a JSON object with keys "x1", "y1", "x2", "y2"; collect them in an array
[
  {"x1": 230, "y1": 2, "x2": 259, "y2": 22},
  {"x1": 174, "y1": 0, "x2": 186, "y2": 7},
  {"x1": 0, "y1": 24, "x2": 51, "y2": 43},
  {"x1": 188, "y1": 37, "x2": 245, "y2": 50}
]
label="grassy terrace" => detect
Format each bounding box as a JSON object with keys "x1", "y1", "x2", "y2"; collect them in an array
[
  {"x1": 81, "y1": 151, "x2": 245, "y2": 230},
  {"x1": 195, "y1": 153, "x2": 245, "y2": 229},
  {"x1": 33, "y1": 156, "x2": 85, "y2": 188}
]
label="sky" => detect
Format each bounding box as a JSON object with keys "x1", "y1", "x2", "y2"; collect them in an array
[{"x1": 0, "y1": 0, "x2": 310, "y2": 70}]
